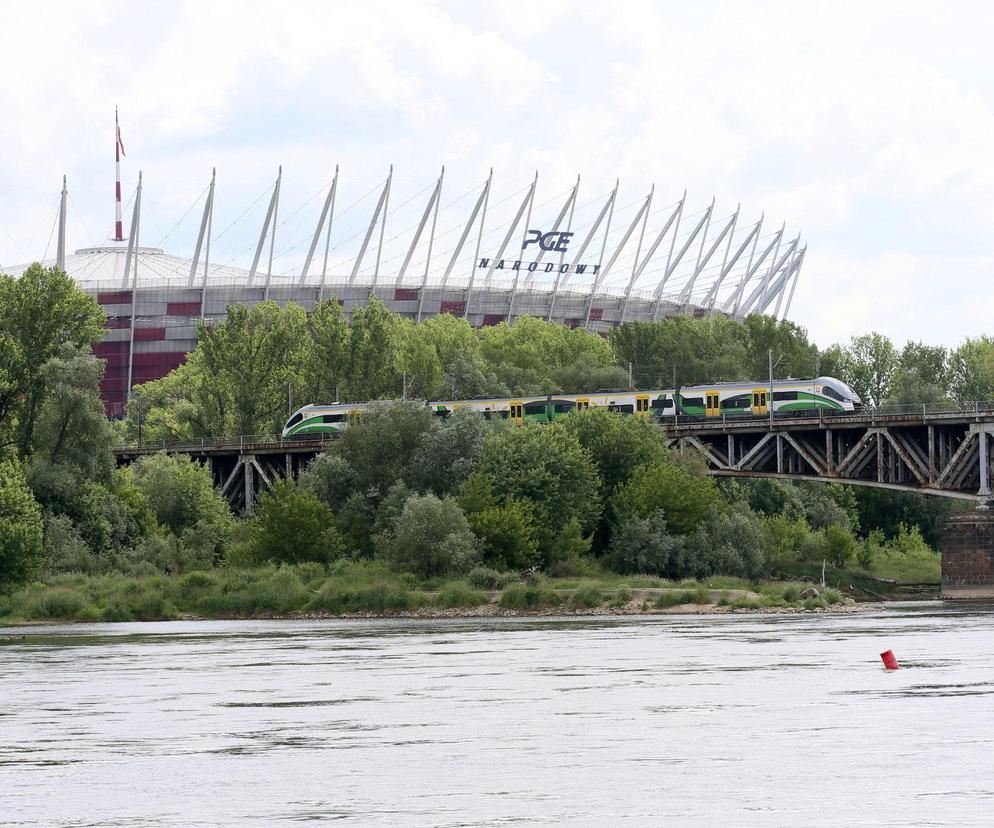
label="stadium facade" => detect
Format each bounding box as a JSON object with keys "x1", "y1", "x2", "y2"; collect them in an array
[{"x1": 3, "y1": 165, "x2": 805, "y2": 416}]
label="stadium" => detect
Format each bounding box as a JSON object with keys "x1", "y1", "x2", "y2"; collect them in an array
[{"x1": 3, "y1": 143, "x2": 806, "y2": 416}]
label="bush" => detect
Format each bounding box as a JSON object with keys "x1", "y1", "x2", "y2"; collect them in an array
[
  {"x1": 127, "y1": 453, "x2": 231, "y2": 535},
  {"x1": 654, "y1": 587, "x2": 710, "y2": 608},
  {"x1": 466, "y1": 498, "x2": 541, "y2": 571},
  {"x1": 610, "y1": 460, "x2": 721, "y2": 535},
  {"x1": 568, "y1": 585, "x2": 604, "y2": 609},
  {"x1": 609, "y1": 585, "x2": 633, "y2": 608},
  {"x1": 824, "y1": 524, "x2": 858, "y2": 568},
  {"x1": 498, "y1": 584, "x2": 561, "y2": 610},
  {"x1": 680, "y1": 508, "x2": 767, "y2": 580},
  {"x1": 248, "y1": 479, "x2": 344, "y2": 565},
  {"x1": 381, "y1": 494, "x2": 479, "y2": 578},
  {"x1": 43, "y1": 514, "x2": 103, "y2": 576},
  {"x1": 433, "y1": 582, "x2": 489, "y2": 608},
  {"x1": 606, "y1": 511, "x2": 684, "y2": 576},
  {"x1": 467, "y1": 566, "x2": 516, "y2": 590}
]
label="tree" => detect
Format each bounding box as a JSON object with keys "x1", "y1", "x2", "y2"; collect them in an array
[
  {"x1": 560, "y1": 407, "x2": 668, "y2": 495},
  {"x1": 394, "y1": 319, "x2": 443, "y2": 400},
  {"x1": 338, "y1": 401, "x2": 434, "y2": 497},
  {"x1": 126, "y1": 453, "x2": 231, "y2": 535},
  {"x1": 381, "y1": 493, "x2": 479, "y2": 578},
  {"x1": 948, "y1": 336, "x2": 994, "y2": 403},
  {"x1": 610, "y1": 459, "x2": 721, "y2": 535},
  {"x1": 0, "y1": 264, "x2": 105, "y2": 455},
  {"x1": 192, "y1": 301, "x2": 310, "y2": 436},
  {"x1": 409, "y1": 408, "x2": 491, "y2": 495},
  {"x1": 467, "y1": 497, "x2": 541, "y2": 571},
  {"x1": 477, "y1": 423, "x2": 602, "y2": 540},
  {"x1": 248, "y1": 478, "x2": 343, "y2": 564},
  {"x1": 346, "y1": 297, "x2": 399, "y2": 401},
  {"x1": 839, "y1": 332, "x2": 898, "y2": 407},
  {"x1": 606, "y1": 511, "x2": 684, "y2": 576},
  {"x1": 681, "y1": 507, "x2": 766, "y2": 579},
  {"x1": 303, "y1": 299, "x2": 351, "y2": 403},
  {"x1": 299, "y1": 452, "x2": 359, "y2": 507},
  {"x1": 888, "y1": 342, "x2": 950, "y2": 406},
  {"x1": 0, "y1": 460, "x2": 44, "y2": 591},
  {"x1": 31, "y1": 348, "x2": 115, "y2": 483},
  {"x1": 743, "y1": 315, "x2": 819, "y2": 381}
]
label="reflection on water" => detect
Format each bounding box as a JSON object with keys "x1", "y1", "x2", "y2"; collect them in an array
[{"x1": 4, "y1": 604, "x2": 994, "y2": 826}]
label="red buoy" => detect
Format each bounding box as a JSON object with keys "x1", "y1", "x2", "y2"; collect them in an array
[{"x1": 880, "y1": 650, "x2": 900, "y2": 670}]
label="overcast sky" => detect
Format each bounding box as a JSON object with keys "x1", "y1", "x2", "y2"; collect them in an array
[{"x1": 1, "y1": 0, "x2": 992, "y2": 349}]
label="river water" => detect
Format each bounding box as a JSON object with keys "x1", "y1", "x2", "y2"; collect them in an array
[{"x1": 3, "y1": 604, "x2": 994, "y2": 826}]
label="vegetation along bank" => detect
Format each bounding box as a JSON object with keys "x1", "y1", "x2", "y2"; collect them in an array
[{"x1": 2, "y1": 264, "x2": 978, "y2": 621}]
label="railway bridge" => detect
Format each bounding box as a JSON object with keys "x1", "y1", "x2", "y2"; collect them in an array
[{"x1": 112, "y1": 403, "x2": 994, "y2": 597}]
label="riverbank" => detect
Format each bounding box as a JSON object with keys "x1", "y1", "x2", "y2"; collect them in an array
[{"x1": 0, "y1": 563, "x2": 874, "y2": 625}]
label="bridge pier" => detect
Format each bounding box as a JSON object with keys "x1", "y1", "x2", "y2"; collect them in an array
[{"x1": 942, "y1": 508, "x2": 994, "y2": 598}]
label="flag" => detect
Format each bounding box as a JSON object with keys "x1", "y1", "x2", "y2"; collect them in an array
[{"x1": 117, "y1": 122, "x2": 126, "y2": 157}]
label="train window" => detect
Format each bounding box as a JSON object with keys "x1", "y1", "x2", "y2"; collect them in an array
[
  {"x1": 553, "y1": 401, "x2": 576, "y2": 413},
  {"x1": 723, "y1": 396, "x2": 749, "y2": 410},
  {"x1": 822, "y1": 385, "x2": 845, "y2": 402},
  {"x1": 322, "y1": 414, "x2": 345, "y2": 424},
  {"x1": 285, "y1": 412, "x2": 303, "y2": 429},
  {"x1": 682, "y1": 397, "x2": 704, "y2": 408},
  {"x1": 772, "y1": 391, "x2": 799, "y2": 401},
  {"x1": 650, "y1": 397, "x2": 672, "y2": 410},
  {"x1": 524, "y1": 402, "x2": 546, "y2": 416},
  {"x1": 609, "y1": 404, "x2": 634, "y2": 414},
  {"x1": 433, "y1": 407, "x2": 451, "y2": 417}
]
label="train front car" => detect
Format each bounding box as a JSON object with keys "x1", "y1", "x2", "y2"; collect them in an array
[
  {"x1": 812, "y1": 376, "x2": 862, "y2": 412},
  {"x1": 282, "y1": 404, "x2": 361, "y2": 439}
]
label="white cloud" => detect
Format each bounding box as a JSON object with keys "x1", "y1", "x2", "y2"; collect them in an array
[{"x1": 1, "y1": 0, "x2": 993, "y2": 349}]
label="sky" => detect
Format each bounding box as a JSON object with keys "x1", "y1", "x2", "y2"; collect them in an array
[{"x1": 1, "y1": 0, "x2": 993, "y2": 348}]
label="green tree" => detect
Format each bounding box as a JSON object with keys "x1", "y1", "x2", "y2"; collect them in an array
[
  {"x1": 948, "y1": 336, "x2": 994, "y2": 403},
  {"x1": 743, "y1": 315, "x2": 819, "y2": 381},
  {"x1": 346, "y1": 297, "x2": 399, "y2": 401},
  {"x1": 31, "y1": 348, "x2": 115, "y2": 482},
  {"x1": 606, "y1": 511, "x2": 684, "y2": 576},
  {"x1": 409, "y1": 408, "x2": 491, "y2": 496},
  {"x1": 466, "y1": 497, "x2": 541, "y2": 571},
  {"x1": 610, "y1": 459, "x2": 721, "y2": 535},
  {"x1": 0, "y1": 264, "x2": 105, "y2": 455},
  {"x1": 127, "y1": 453, "x2": 231, "y2": 535},
  {"x1": 299, "y1": 452, "x2": 359, "y2": 507},
  {"x1": 338, "y1": 401, "x2": 434, "y2": 497},
  {"x1": 887, "y1": 341, "x2": 950, "y2": 406},
  {"x1": 561, "y1": 407, "x2": 668, "y2": 495},
  {"x1": 193, "y1": 301, "x2": 310, "y2": 436},
  {"x1": 682, "y1": 507, "x2": 766, "y2": 579},
  {"x1": 839, "y1": 332, "x2": 898, "y2": 407},
  {"x1": 477, "y1": 423, "x2": 602, "y2": 540},
  {"x1": 248, "y1": 478, "x2": 343, "y2": 564},
  {"x1": 0, "y1": 460, "x2": 44, "y2": 591},
  {"x1": 381, "y1": 493, "x2": 479, "y2": 577},
  {"x1": 303, "y1": 299, "x2": 351, "y2": 403}
]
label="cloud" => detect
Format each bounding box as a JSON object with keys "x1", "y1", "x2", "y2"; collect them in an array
[{"x1": 1, "y1": 0, "x2": 993, "y2": 349}]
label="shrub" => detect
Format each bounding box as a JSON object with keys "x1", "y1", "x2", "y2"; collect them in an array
[
  {"x1": 127, "y1": 453, "x2": 231, "y2": 535},
  {"x1": 824, "y1": 524, "x2": 858, "y2": 568},
  {"x1": 499, "y1": 584, "x2": 561, "y2": 610},
  {"x1": 467, "y1": 498, "x2": 541, "y2": 571},
  {"x1": 381, "y1": 494, "x2": 479, "y2": 578},
  {"x1": 569, "y1": 585, "x2": 604, "y2": 609},
  {"x1": 467, "y1": 566, "x2": 516, "y2": 590},
  {"x1": 681, "y1": 508, "x2": 767, "y2": 580},
  {"x1": 43, "y1": 514, "x2": 103, "y2": 576},
  {"x1": 248, "y1": 479, "x2": 344, "y2": 565},
  {"x1": 781, "y1": 584, "x2": 801, "y2": 603},
  {"x1": 606, "y1": 511, "x2": 684, "y2": 576},
  {"x1": 653, "y1": 588, "x2": 709, "y2": 608},
  {"x1": 609, "y1": 585, "x2": 633, "y2": 608},
  {"x1": 610, "y1": 460, "x2": 721, "y2": 535},
  {"x1": 434, "y1": 583, "x2": 489, "y2": 608}
]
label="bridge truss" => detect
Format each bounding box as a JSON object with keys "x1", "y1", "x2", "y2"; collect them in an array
[{"x1": 666, "y1": 407, "x2": 994, "y2": 501}]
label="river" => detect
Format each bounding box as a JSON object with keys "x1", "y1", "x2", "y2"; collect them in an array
[{"x1": 3, "y1": 604, "x2": 994, "y2": 826}]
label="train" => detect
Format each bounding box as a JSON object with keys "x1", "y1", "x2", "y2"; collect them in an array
[{"x1": 281, "y1": 376, "x2": 862, "y2": 439}]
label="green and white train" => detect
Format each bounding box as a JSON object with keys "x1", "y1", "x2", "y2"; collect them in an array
[{"x1": 281, "y1": 376, "x2": 861, "y2": 438}]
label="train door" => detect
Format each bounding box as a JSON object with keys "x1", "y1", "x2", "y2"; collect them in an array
[
  {"x1": 635, "y1": 394, "x2": 650, "y2": 416},
  {"x1": 509, "y1": 401, "x2": 524, "y2": 425},
  {"x1": 751, "y1": 388, "x2": 768, "y2": 416},
  {"x1": 576, "y1": 397, "x2": 590, "y2": 411},
  {"x1": 705, "y1": 391, "x2": 721, "y2": 417}
]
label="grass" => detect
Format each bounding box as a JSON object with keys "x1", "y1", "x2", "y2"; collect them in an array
[{"x1": 0, "y1": 563, "x2": 851, "y2": 624}]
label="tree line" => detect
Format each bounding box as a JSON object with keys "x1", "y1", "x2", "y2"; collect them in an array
[{"x1": 0, "y1": 263, "x2": 969, "y2": 594}]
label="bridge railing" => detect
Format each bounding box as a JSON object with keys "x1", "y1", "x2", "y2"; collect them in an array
[{"x1": 115, "y1": 434, "x2": 335, "y2": 453}]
